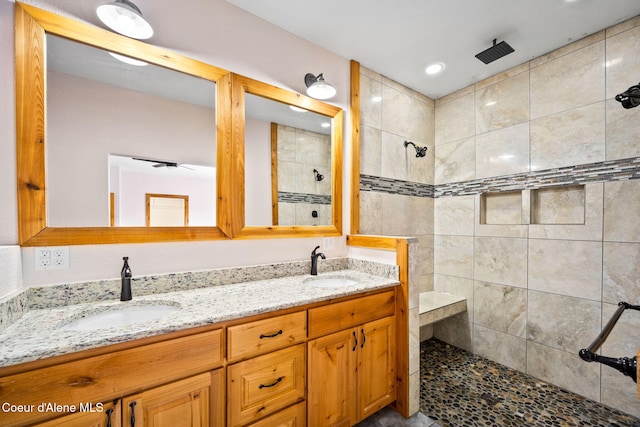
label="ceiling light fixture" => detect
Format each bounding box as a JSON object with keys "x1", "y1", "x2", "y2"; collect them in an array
[
  {"x1": 425, "y1": 63, "x2": 445, "y2": 75},
  {"x1": 289, "y1": 105, "x2": 307, "y2": 112},
  {"x1": 108, "y1": 52, "x2": 148, "y2": 66},
  {"x1": 304, "y1": 73, "x2": 336, "y2": 100},
  {"x1": 97, "y1": 0, "x2": 154, "y2": 40}
]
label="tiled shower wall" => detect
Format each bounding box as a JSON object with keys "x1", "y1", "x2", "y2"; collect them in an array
[
  {"x1": 358, "y1": 67, "x2": 435, "y2": 292},
  {"x1": 359, "y1": 15, "x2": 640, "y2": 418},
  {"x1": 433, "y1": 16, "x2": 640, "y2": 417}
]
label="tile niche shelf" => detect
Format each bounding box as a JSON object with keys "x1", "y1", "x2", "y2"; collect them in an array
[
  {"x1": 480, "y1": 191, "x2": 522, "y2": 225},
  {"x1": 419, "y1": 292, "x2": 467, "y2": 326},
  {"x1": 530, "y1": 185, "x2": 585, "y2": 225}
]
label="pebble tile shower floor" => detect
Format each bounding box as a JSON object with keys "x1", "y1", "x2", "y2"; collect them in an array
[{"x1": 420, "y1": 339, "x2": 640, "y2": 427}]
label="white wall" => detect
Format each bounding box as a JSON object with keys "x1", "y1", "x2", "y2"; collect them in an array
[{"x1": 2, "y1": 0, "x2": 351, "y2": 290}]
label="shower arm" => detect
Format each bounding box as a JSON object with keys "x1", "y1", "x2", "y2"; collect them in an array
[{"x1": 579, "y1": 301, "x2": 640, "y2": 383}]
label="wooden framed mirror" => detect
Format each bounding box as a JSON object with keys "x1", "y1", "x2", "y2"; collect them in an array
[
  {"x1": 230, "y1": 74, "x2": 343, "y2": 239},
  {"x1": 15, "y1": 2, "x2": 234, "y2": 245}
]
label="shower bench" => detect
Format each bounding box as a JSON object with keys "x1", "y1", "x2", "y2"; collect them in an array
[{"x1": 419, "y1": 291, "x2": 467, "y2": 326}]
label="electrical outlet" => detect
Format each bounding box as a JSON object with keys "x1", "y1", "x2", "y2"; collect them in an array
[
  {"x1": 322, "y1": 237, "x2": 335, "y2": 251},
  {"x1": 35, "y1": 246, "x2": 69, "y2": 270}
]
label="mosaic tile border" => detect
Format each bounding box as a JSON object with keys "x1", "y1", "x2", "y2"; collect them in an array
[
  {"x1": 360, "y1": 174, "x2": 435, "y2": 197},
  {"x1": 278, "y1": 191, "x2": 331, "y2": 204},
  {"x1": 361, "y1": 157, "x2": 640, "y2": 198}
]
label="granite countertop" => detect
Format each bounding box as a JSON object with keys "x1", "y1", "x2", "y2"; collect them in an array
[{"x1": 0, "y1": 270, "x2": 398, "y2": 368}]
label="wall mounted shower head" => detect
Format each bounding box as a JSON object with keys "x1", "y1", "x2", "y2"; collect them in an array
[
  {"x1": 404, "y1": 141, "x2": 428, "y2": 158},
  {"x1": 615, "y1": 83, "x2": 640, "y2": 109},
  {"x1": 313, "y1": 168, "x2": 324, "y2": 181}
]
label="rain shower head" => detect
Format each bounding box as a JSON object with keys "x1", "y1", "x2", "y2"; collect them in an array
[
  {"x1": 615, "y1": 83, "x2": 640, "y2": 109},
  {"x1": 475, "y1": 39, "x2": 514, "y2": 64},
  {"x1": 404, "y1": 141, "x2": 427, "y2": 158}
]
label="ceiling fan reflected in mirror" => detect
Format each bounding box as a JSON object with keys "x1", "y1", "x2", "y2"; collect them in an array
[{"x1": 132, "y1": 157, "x2": 194, "y2": 170}]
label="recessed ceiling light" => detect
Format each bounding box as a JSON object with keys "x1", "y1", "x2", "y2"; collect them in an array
[
  {"x1": 425, "y1": 63, "x2": 445, "y2": 75},
  {"x1": 289, "y1": 105, "x2": 307, "y2": 112}
]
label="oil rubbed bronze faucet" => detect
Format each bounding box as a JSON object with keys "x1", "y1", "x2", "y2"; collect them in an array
[
  {"x1": 310, "y1": 246, "x2": 326, "y2": 276},
  {"x1": 121, "y1": 256, "x2": 132, "y2": 301}
]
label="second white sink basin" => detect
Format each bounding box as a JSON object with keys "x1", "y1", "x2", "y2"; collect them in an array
[
  {"x1": 61, "y1": 303, "x2": 179, "y2": 331},
  {"x1": 305, "y1": 276, "x2": 359, "y2": 288}
]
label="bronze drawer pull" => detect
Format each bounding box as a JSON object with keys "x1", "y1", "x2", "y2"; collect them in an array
[
  {"x1": 129, "y1": 401, "x2": 136, "y2": 427},
  {"x1": 259, "y1": 329, "x2": 283, "y2": 339},
  {"x1": 361, "y1": 328, "x2": 366, "y2": 348},
  {"x1": 352, "y1": 331, "x2": 358, "y2": 351},
  {"x1": 259, "y1": 376, "x2": 283, "y2": 389},
  {"x1": 106, "y1": 408, "x2": 114, "y2": 427}
]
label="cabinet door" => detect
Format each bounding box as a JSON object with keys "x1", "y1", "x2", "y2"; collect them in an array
[
  {"x1": 307, "y1": 328, "x2": 357, "y2": 427},
  {"x1": 33, "y1": 400, "x2": 121, "y2": 427},
  {"x1": 123, "y1": 373, "x2": 211, "y2": 427},
  {"x1": 357, "y1": 316, "x2": 396, "y2": 422}
]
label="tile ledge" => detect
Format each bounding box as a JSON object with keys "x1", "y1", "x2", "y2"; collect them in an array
[{"x1": 419, "y1": 291, "x2": 467, "y2": 326}]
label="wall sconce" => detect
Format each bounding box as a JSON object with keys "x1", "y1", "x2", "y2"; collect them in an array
[
  {"x1": 313, "y1": 169, "x2": 324, "y2": 181},
  {"x1": 404, "y1": 141, "x2": 428, "y2": 158},
  {"x1": 97, "y1": 0, "x2": 154, "y2": 40},
  {"x1": 305, "y1": 73, "x2": 336, "y2": 100},
  {"x1": 615, "y1": 83, "x2": 640, "y2": 109}
]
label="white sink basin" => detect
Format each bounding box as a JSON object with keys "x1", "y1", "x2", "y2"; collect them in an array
[
  {"x1": 61, "y1": 303, "x2": 179, "y2": 331},
  {"x1": 305, "y1": 276, "x2": 359, "y2": 288}
]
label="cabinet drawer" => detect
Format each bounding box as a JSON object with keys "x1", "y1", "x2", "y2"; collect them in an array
[
  {"x1": 246, "y1": 402, "x2": 306, "y2": 427},
  {"x1": 228, "y1": 311, "x2": 306, "y2": 361},
  {"x1": 0, "y1": 329, "x2": 223, "y2": 427},
  {"x1": 228, "y1": 344, "x2": 305, "y2": 427},
  {"x1": 307, "y1": 290, "x2": 395, "y2": 338}
]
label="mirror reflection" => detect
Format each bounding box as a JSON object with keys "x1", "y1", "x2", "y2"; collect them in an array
[
  {"x1": 46, "y1": 34, "x2": 217, "y2": 227},
  {"x1": 244, "y1": 93, "x2": 332, "y2": 227}
]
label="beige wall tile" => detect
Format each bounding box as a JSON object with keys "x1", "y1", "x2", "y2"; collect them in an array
[
  {"x1": 434, "y1": 235, "x2": 474, "y2": 279},
  {"x1": 531, "y1": 185, "x2": 585, "y2": 225},
  {"x1": 530, "y1": 41, "x2": 605, "y2": 119},
  {"x1": 359, "y1": 190, "x2": 383, "y2": 235},
  {"x1": 435, "y1": 93, "x2": 475, "y2": 145},
  {"x1": 360, "y1": 73, "x2": 382, "y2": 128},
  {"x1": 476, "y1": 71, "x2": 529, "y2": 134},
  {"x1": 605, "y1": 24, "x2": 640, "y2": 99},
  {"x1": 527, "y1": 290, "x2": 601, "y2": 353},
  {"x1": 606, "y1": 98, "x2": 640, "y2": 160},
  {"x1": 360, "y1": 125, "x2": 381, "y2": 176},
  {"x1": 530, "y1": 102, "x2": 605, "y2": 170},
  {"x1": 382, "y1": 85, "x2": 432, "y2": 144},
  {"x1": 473, "y1": 281, "x2": 526, "y2": 337},
  {"x1": 600, "y1": 302, "x2": 640, "y2": 417},
  {"x1": 381, "y1": 131, "x2": 409, "y2": 181},
  {"x1": 434, "y1": 274, "x2": 474, "y2": 322},
  {"x1": 475, "y1": 193, "x2": 529, "y2": 238},
  {"x1": 434, "y1": 195, "x2": 475, "y2": 236},
  {"x1": 472, "y1": 324, "x2": 527, "y2": 372},
  {"x1": 528, "y1": 239, "x2": 602, "y2": 300},
  {"x1": 381, "y1": 192, "x2": 412, "y2": 236},
  {"x1": 411, "y1": 197, "x2": 433, "y2": 235},
  {"x1": 434, "y1": 136, "x2": 475, "y2": 184},
  {"x1": 529, "y1": 183, "x2": 603, "y2": 241},
  {"x1": 604, "y1": 180, "x2": 640, "y2": 242},
  {"x1": 526, "y1": 341, "x2": 601, "y2": 401},
  {"x1": 481, "y1": 191, "x2": 522, "y2": 225},
  {"x1": 475, "y1": 123, "x2": 530, "y2": 179},
  {"x1": 603, "y1": 242, "x2": 640, "y2": 304},
  {"x1": 434, "y1": 317, "x2": 473, "y2": 352},
  {"x1": 474, "y1": 237, "x2": 528, "y2": 288}
]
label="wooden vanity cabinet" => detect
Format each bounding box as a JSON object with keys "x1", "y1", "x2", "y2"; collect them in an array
[
  {"x1": 32, "y1": 399, "x2": 121, "y2": 427},
  {"x1": 0, "y1": 329, "x2": 223, "y2": 427},
  {"x1": 226, "y1": 311, "x2": 307, "y2": 427},
  {"x1": 307, "y1": 290, "x2": 396, "y2": 427}
]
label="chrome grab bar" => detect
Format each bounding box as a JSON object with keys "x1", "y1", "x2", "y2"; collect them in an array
[{"x1": 579, "y1": 302, "x2": 640, "y2": 383}]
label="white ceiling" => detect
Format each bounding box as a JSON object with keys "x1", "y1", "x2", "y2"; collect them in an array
[{"x1": 226, "y1": 0, "x2": 640, "y2": 99}]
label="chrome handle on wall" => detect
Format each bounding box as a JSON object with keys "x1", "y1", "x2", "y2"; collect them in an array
[{"x1": 579, "y1": 301, "x2": 640, "y2": 383}]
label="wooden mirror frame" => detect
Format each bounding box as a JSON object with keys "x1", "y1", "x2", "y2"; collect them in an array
[
  {"x1": 15, "y1": 3, "x2": 235, "y2": 245},
  {"x1": 230, "y1": 74, "x2": 343, "y2": 239}
]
